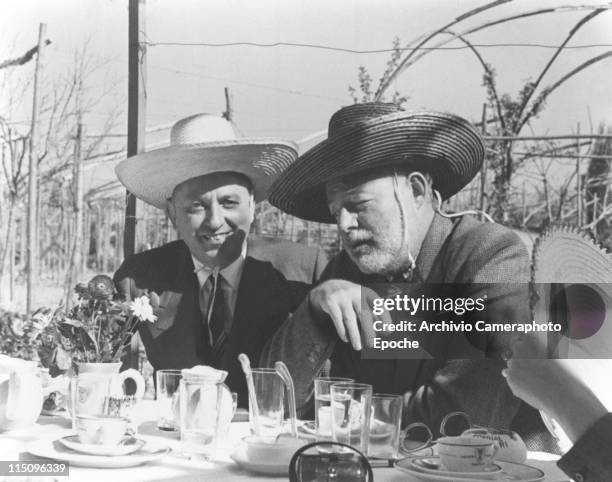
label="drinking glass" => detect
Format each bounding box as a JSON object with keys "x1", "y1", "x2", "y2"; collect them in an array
[
  {"x1": 314, "y1": 377, "x2": 354, "y2": 440},
  {"x1": 156, "y1": 369, "x2": 182, "y2": 431},
  {"x1": 330, "y1": 382, "x2": 372, "y2": 453},
  {"x1": 367, "y1": 393, "x2": 402, "y2": 459},
  {"x1": 249, "y1": 368, "x2": 284, "y2": 436}
]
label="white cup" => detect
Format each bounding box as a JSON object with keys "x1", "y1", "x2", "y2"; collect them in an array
[
  {"x1": 75, "y1": 415, "x2": 129, "y2": 445},
  {"x1": 437, "y1": 436, "x2": 498, "y2": 472}
]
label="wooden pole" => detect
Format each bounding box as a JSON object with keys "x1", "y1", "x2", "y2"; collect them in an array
[
  {"x1": 65, "y1": 120, "x2": 83, "y2": 309},
  {"x1": 576, "y1": 123, "x2": 582, "y2": 227},
  {"x1": 124, "y1": 0, "x2": 147, "y2": 259},
  {"x1": 26, "y1": 23, "x2": 47, "y2": 315}
]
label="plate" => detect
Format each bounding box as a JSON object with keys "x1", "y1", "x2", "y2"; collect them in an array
[
  {"x1": 58, "y1": 435, "x2": 146, "y2": 456},
  {"x1": 26, "y1": 438, "x2": 170, "y2": 468},
  {"x1": 230, "y1": 445, "x2": 288, "y2": 476},
  {"x1": 408, "y1": 456, "x2": 501, "y2": 480},
  {"x1": 395, "y1": 456, "x2": 545, "y2": 482}
]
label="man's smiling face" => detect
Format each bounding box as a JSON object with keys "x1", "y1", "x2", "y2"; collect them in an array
[{"x1": 168, "y1": 172, "x2": 254, "y2": 268}]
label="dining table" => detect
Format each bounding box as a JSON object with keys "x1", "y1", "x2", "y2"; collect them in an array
[{"x1": 0, "y1": 400, "x2": 572, "y2": 482}]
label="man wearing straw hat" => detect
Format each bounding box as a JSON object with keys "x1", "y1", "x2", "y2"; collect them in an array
[
  {"x1": 113, "y1": 113, "x2": 327, "y2": 406},
  {"x1": 262, "y1": 102, "x2": 549, "y2": 446}
]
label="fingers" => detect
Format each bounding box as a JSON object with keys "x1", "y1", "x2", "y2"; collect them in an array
[
  {"x1": 324, "y1": 300, "x2": 348, "y2": 344},
  {"x1": 354, "y1": 298, "x2": 374, "y2": 349},
  {"x1": 341, "y1": 302, "x2": 362, "y2": 351}
]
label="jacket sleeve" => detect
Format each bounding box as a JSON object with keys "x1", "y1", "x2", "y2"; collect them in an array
[
  {"x1": 259, "y1": 254, "x2": 339, "y2": 416},
  {"x1": 557, "y1": 413, "x2": 612, "y2": 482}
]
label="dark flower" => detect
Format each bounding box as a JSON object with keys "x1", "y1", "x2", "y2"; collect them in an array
[
  {"x1": 87, "y1": 275, "x2": 115, "y2": 300},
  {"x1": 74, "y1": 283, "x2": 91, "y2": 299}
]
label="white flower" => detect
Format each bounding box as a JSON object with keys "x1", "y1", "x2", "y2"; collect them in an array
[{"x1": 129, "y1": 296, "x2": 157, "y2": 323}]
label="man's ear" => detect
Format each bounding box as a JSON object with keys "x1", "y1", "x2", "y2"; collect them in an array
[
  {"x1": 408, "y1": 172, "x2": 428, "y2": 207},
  {"x1": 166, "y1": 199, "x2": 177, "y2": 228}
]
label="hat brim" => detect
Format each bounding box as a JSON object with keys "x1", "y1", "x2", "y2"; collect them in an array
[
  {"x1": 269, "y1": 111, "x2": 484, "y2": 223},
  {"x1": 531, "y1": 227, "x2": 612, "y2": 357},
  {"x1": 115, "y1": 138, "x2": 297, "y2": 209}
]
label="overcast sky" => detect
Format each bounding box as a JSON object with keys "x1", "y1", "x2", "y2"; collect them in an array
[{"x1": 2, "y1": 0, "x2": 612, "y2": 145}]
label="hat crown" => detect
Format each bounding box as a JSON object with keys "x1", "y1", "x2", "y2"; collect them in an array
[
  {"x1": 328, "y1": 102, "x2": 404, "y2": 138},
  {"x1": 170, "y1": 113, "x2": 238, "y2": 145}
]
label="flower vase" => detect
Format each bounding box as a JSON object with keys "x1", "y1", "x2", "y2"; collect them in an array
[{"x1": 70, "y1": 362, "x2": 145, "y2": 420}]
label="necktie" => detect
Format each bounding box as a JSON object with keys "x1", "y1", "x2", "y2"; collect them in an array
[{"x1": 205, "y1": 272, "x2": 228, "y2": 350}]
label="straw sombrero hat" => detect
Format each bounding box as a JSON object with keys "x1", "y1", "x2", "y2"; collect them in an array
[
  {"x1": 268, "y1": 102, "x2": 484, "y2": 223},
  {"x1": 115, "y1": 114, "x2": 297, "y2": 209},
  {"x1": 531, "y1": 226, "x2": 612, "y2": 358}
]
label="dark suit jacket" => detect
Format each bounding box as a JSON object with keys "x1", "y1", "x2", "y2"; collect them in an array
[
  {"x1": 558, "y1": 412, "x2": 612, "y2": 482},
  {"x1": 114, "y1": 235, "x2": 327, "y2": 407},
  {"x1": 261, "y1": 214, "x2": 551, "y2": 449}
]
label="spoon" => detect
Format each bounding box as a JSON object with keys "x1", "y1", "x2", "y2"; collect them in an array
[
  {"x1": 238, "y1": 353, "x2": 262, "y2": 436},
  {"x1": 274, "y1": 361, "x2": 298, "y2": 438}
]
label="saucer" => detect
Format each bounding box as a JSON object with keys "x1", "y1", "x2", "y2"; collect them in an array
[
  {"x1": 230, "y1": 445, "x2": 288, "y2": 476},
  {"x1": 26, "y1": 438, "x2": 170, "y2": 468},
  {"x1": 58, "y1": 435, "x2": 146, "y2": 456},
  {"x1": 408, "y1": 456, "x2": 501, "y2": 480},
  {"x1": 395, "y1": 456, "x2": 545, "y2": 482}
]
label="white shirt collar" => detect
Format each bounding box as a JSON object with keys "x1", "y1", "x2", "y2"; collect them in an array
[{"x1": 191, "y1": 242, "x2": 247, "y2": 290}]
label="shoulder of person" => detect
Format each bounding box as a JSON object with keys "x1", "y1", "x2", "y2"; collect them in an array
[
  {"x1": 441, "y1": 215, "x2": 531, "y2": 283},
  {"x1": 114, "y1": 240, "x2": 188, "y2": 282},
  {"x1": 247, "y1": 234, "x2": 328, "y2": 283},
  {"x1": 450, "y1": 215, "x2": 529, "y2": 257},
  {"x1": 248, "y1": 234, "x2": 320, "y2": 256}
]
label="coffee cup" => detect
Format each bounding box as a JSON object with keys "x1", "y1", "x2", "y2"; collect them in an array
[
  {"x1": 461, "y1": 427, "x2": 527, "y2": 463},
  {"x1": 437, "y1": 436, "x2": 498, "y2": 472},
  {"x1": 75, "y1": 415, "x2": 129, "y2": 445}
]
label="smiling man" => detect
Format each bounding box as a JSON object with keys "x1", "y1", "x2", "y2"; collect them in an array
[{"x1": 113, "y1": 113, "x2": 327, "y2": 405}]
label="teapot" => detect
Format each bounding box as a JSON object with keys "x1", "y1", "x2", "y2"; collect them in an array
[{"x1": 0, "y1": 355, "x2": 43, "y2": 431}]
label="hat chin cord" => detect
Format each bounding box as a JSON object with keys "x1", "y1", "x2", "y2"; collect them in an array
[
  {"x1": 392, "y1": 173, "x2": 417, "y2": 277},
  {"x1": 432, "y1": 187, "x2": 495, "y2": 224}
]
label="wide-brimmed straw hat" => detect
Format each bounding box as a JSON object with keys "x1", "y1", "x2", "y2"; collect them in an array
[
  {"x1": 115, "y1": 114, "x2": 297, "y2": 209},
  {"x1": 531, "y1": 226, "x2": 612, "y2": 357},
  {"x1": 268, "y1": 102, "x2": 484, "y2": 223}
]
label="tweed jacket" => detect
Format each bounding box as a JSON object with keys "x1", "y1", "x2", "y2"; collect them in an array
[
  {"x1": 261, "y1": 214, "x2": 550, "y2": 447},
  {"x1": 114, "y1": 235, "x2": 327, "y2": 407}
]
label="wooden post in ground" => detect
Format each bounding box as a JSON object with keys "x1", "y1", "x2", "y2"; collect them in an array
[
  {"x1": 65, "y1": 120, "x2": 83, "y2": 309},
  {"x1": 576, "y1": 123, "x2": 582, "y2": 227},
  {"x1": 26, "y1": 23, "x2": 47, "y2": 315},
  {"x1": 124, "y1": 0, "x2": 147, "y2": 260}
]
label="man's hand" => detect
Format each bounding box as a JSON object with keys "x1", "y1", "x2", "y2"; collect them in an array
[{"x1": 308, "y1": 279, "x2": 391, "y2": 351}]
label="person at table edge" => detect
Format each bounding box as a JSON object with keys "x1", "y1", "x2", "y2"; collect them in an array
[
  {"x1": 113, "y1": 113, "x2": 327, "y2": 407},
  {"x1": 261, "y1": 102, "x2": 552, "y2": 450},
  {"x1": 505, "y1": 333, "x2": 612, "y2": 482}
]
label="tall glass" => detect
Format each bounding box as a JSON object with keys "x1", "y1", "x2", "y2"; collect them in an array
[
  {"x1": 156, "y1": 369, "x2": 182, "y2": 431},
  {"x1": 249, "y1": 368, "x2": 284, "y2": 436},
  {"x1": 314, "y1": 377, "x2": 354, "y2": 440},
  {"x1": 330, "y1": 382, "x2": 372, "y2": 453},
  {"x1": 368, "y1": 393, "x2": 403, "y2": 459}
]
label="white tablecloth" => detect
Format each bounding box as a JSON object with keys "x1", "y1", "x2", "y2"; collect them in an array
[{"x1": 0, "y1": 401, "x2": 571, "y2": 481}]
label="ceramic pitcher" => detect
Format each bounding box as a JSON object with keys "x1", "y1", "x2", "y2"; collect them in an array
[
  {"x1": 70, "y1": 362, "x2": 145, "y2": 418},
  {"x1": 0, "y1": 355, "x2": 43, "y2": 431}
]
